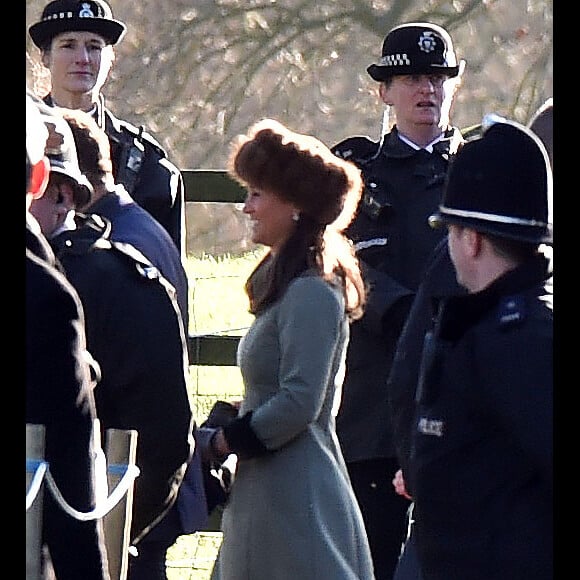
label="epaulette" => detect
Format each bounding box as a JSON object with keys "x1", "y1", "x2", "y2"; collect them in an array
[
  {"x1": 111, "y1": 240, "x2": 161, "y2": 280},
  {"x1": 111, "y1": 241, "x2": 176, "y2": 300},
  {"x1": 117, "y1": 119, "x2": 168, "y2": 158},
  {"x1": 461, "y1": 123, "x2": 483, "y2": 142},
  {"x1": 331, "y1": 136, "x2": 379, "y2": 164},
  {"x1": 496, "y1": 295, "x2": 526, "y2": 328},
  {"x1": 106, "y1": 108, "x2": 169, "y2": 158}
]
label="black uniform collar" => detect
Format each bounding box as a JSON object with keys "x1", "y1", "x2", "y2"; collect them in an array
[
  {"x1": 440, "y1": 253, "x2": 552, "y2": 339},
  {"x1": 94, "y1": 93, "x2": 127, "y2": 134},
  {"x1": 44, "y1": 93, "x2": 125, "y2": 136},
  {"x1": 433, "y1": 126, "x2": 464, "y2": 156},
  {"x1": 93, "y1": 93, "x2": 107, "y2": 130},
  {"x1": 51, "y1": 212, "x2": 113, "y2": 257},
  {"x1": 469, "y1": 253, "x2": 551, "y2": 301},
  {"x1": 43, "y1": 92, "x2": 103, "y2": 127},
  {"x1": 379, "y1": 125, "x2": 463, "y2": 160}
]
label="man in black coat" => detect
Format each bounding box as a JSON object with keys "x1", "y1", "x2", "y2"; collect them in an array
[
  {"x1": 28, "y1": 0, "x2": 186, "y2": 256},
  {"x1": 26, "y1": 92, "x2": 110, "y2": 580},
  {"x1": 49, "y1": 212, "x2": 195, "y2": 552},
  {"x1": 61, "y1": 107, "x2": 209, "y2": 579},
  {"x1": 387, "y1": 239, "x2": 463, "y2": 580},
  {"x1": 388, "y1": 101, "x2": 555, "y2": 579},
  {"x1": 331, "y1": 22, "x2": 466, "y2": 579},
  {"x1": 29, "y1": 108, "x2": 197, "y2": 579},
  {"x1": 409, "y1": 118, "x2": 553, "y2": 579}
]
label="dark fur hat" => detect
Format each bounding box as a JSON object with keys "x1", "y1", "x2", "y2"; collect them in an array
[
  {"x1": 430, "y1": 116, "x2": 552, "y2": 245},
  {"x1": 227, "y1": 119, "x2": 363, "y2": 229},
  {"x1": 29, "y1": 0, "x2": 126, "y2": 49}
]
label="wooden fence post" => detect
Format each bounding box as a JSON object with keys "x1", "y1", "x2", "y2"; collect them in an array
[
  {"x1": 104, "y1": 428, "x2": 138, "y2": 580},
  {"x1": 26, "y1": 423, "x2": 46, "y2": 580}
]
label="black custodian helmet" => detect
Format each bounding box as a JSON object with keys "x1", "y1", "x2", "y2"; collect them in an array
[
  {"x1": 429, "y1": 115, "x2": 553, "y2": 246},
  {"x1": 29, "y1": 0, "x2": 126, "y2": 49},
  {"x1": 367, "y1": 22, "x2": 460, "y2": 82}
]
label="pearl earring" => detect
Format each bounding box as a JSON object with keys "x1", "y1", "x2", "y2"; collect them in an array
[{"x1": 292, "y1": 211, "x2": 300, "y2": 222}]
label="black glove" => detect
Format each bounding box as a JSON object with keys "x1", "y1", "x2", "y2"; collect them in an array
[
  {"x1": 202, "y1": 400, "x2": 239, "y2": 428},
  {"x1": 199, "y1": 400, "x2": 240, "y2": 512}
]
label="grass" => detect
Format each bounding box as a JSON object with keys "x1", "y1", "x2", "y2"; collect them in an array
[
  {"x1": 166, "y1": 532, "x2": 223, "y2": 580},
  {"x1": 185, "y1": 248, "x2": 265, "y2": 423},
  {"x1": 164, "y1": 249, "x2": 265, "y2": 578},
  {"x1": 185, "y1": 250, "x2": 261, "y2": 338}
]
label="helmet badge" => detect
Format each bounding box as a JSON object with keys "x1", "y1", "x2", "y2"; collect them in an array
[
  {"x1": 79, "y1": 3, "x2": 95, "y2": 18},
  {"x1": 418, "y1": 31, "x2": 437, "y2": 54}
]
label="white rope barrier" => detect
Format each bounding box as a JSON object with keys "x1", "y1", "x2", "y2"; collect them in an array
[
  {"x1": 26, "y1": 459, "x2": 47, "y2": 511},
  {"x1": 25, "y1": 460, "x2": 140, "y2": 521}
]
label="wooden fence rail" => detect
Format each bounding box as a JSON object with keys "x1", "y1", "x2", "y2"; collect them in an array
[{"x1": 183, "y1": 169, "x2": 246, "y2": 367}]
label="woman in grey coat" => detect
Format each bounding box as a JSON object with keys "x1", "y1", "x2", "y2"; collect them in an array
[{"x1": 204, "y1": 118, "x2": 375, "y2": 580}]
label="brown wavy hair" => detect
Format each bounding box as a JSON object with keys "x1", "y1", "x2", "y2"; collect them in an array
[{"x1": 57, "y1": 107, "x2": 114, "y2": 209}]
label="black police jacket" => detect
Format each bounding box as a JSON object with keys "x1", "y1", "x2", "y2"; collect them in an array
[
  {"x1": 51, "y1": 213, "x2": 194, "y2": 546},
  {"x1": 331, "y1": 126, "x2": 463, "y2": 461},
  {"x1": 44, "y1": 94, "x2": 185, "y2": 255},
  {"x1": 386, "y1": 239, "x2": 465, "y2": 484},
  {"x1": 26, "y1": 219, "x2": 109, "y2": 579},
  {"x1": 410, "y1": 254, "x2": 553, "y2": 579}
]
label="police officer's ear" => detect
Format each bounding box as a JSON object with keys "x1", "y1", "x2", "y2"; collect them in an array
[
  {"x1": 378, "y1": 82, "x2": 393, "y2": 105},
  {"x1": 453, "y1": 225, "x2": 483, "y2": 259},
  {"x1": 40, "y1": 50, "x2": 51, "y2": 69}
]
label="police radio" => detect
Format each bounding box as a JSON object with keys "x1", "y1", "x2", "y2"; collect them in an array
[
  {"x1": 117, "y1": 128, "x2": 145, "y2": 195},
  {"x1": 360, "y1": 181, "x2": 393, "y2": 221}
]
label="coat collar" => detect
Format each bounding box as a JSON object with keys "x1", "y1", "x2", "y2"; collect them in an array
[
  {"x1": 440, "y1": 253, "x2": 552, "y2": 339},
  {"x1": 379, "y1": 125, "x2": 464, "y2": 160}
]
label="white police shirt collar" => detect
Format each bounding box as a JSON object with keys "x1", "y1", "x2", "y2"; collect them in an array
[{"x1": 398, "y1": 132, "x2": 444, "y2": 153}]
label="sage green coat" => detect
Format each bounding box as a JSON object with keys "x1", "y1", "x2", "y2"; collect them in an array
[{"x1": 211, "y1": 274, "x2": 375, "y2": 580}]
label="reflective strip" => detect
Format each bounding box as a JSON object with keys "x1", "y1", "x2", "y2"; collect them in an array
[
  {"x1": 439, "y1": 206, "x2": 548, "y2": 228},
  {"x1": 354, "y1": 237, "x2": 388, "y2": 251},
  {"x1": 379, "y1": 54, "x2": 411, "y2": 66}
]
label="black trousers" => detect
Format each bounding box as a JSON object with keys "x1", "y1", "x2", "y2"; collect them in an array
[
  {"x1": 127, "y1": 507, "x2": 181, "y2": 580},
  {"x1": 393, "y1": 504, "x2": 424, "y2": 580},
  {"x1": 347, "y1": 458, "x2": 411, "y2": 580}
]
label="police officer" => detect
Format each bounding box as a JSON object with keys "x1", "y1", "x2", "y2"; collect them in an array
[
  {"x1": 331, "y1": 22, "x2": 466, "y2": 580},
  {"x1": 409, "y1": 118, "x2": 553, "y2": 579},
  {"x1": 59, "y1": 107, "x2": 207, "y2": 580},
  {"x1": 26, "y1": 92, "x2": 110, "y2": 580},
  {"x1": 28, "y1": 0, "x2": 186, "y2": 258}
]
